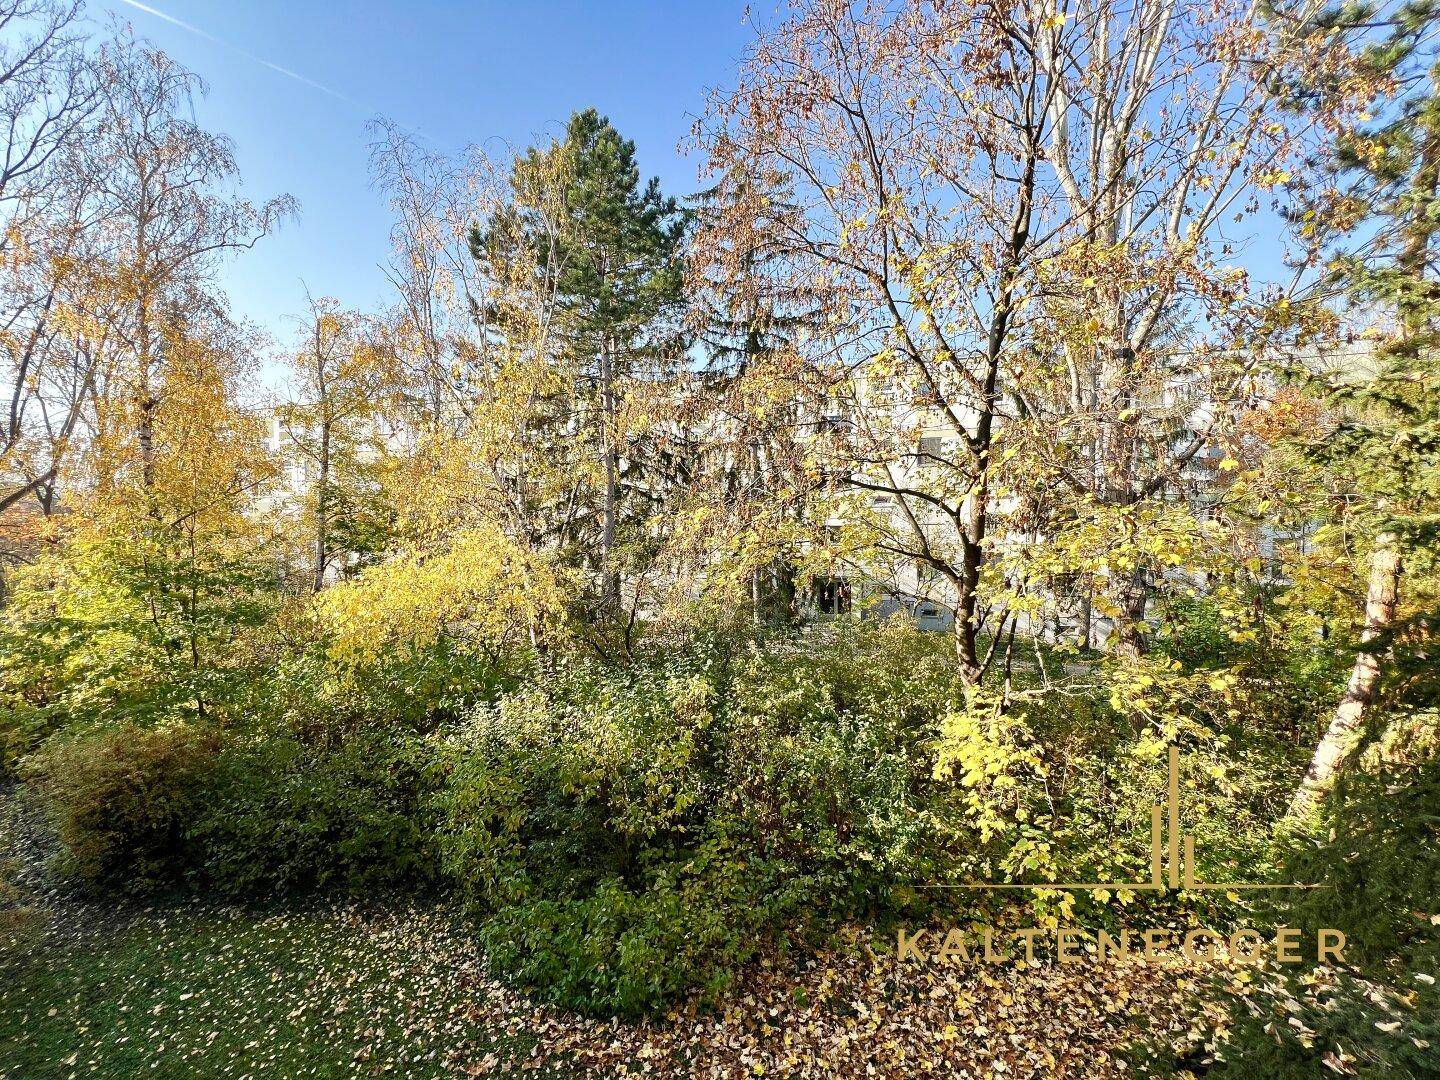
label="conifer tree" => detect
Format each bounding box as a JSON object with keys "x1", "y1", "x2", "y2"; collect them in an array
[
  {"x1": 471, "y1": 109, "x2": 686, "y2": 620},
  {"x1": 687, "y1": 166, "x2": 823, "y2": 625},
  {"x1": 1284, "y1": 1, "x2": 1440, "y2": 813}
]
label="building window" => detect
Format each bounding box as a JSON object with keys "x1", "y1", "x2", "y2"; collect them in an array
[
  {"x1": 918, "y1": 436, "x2": 943, "y2": 457},
  {"x1": 912, "y1": 388, "x2": 941, "y2": 407},
  {"x1": 813, "y1": 576, "x2": 852, "y2": 615}
]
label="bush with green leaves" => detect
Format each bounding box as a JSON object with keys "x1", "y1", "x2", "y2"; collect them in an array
[
  {"x1": 931, "y1": 658, "x2": 1308, "y2": 929},
  {"x1": 23, "y1": 718, "x2": 440, "y2": 896},
  {"x1": 425, "y1": 621, "x2": 961, "y2": 1012},
  {"x1": 15, "y1": 613, "x2": 1367, "y2": 1016},
  {"x1": 1134, "y1": 722, "x2": 1440, "y2": 1076},
  {"x1": 1131, "y1": 951, "x2": 1440, "y2": 1077},
  {"x1": 1275, "y1": 733, "x2": 1440, "y2": 964},
  {"x1": 188, "y1": 725, "x2": 439, "y2": 896},
  {"x1": 1153, "y1": 592, "x2": 1349, "y2": 742},
  {"x1": 22, "y1": 722, "x2": 222, "y2": 885},
  {"x1": 476, "y1": 852, "x2": 808, "y2": 1017}
]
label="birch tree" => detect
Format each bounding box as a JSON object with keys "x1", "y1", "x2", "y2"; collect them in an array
[
  {"x1": 367, "y1": 119, "x2": 489, "y2": 429},
  {"x1": 0, "y1": 0, "x2": 97, "y2": 515},
  {"x1": 83, "y1": 33, "x2": 291, "y2": 496}
]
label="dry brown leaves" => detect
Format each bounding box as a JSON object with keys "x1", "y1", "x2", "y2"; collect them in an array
[{"x1": 447, "y1": 924, "x2": 1210, "y2": 1078}]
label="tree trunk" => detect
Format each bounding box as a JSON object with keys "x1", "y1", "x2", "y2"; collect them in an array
[
  {"x1": 955, "y1": 537, "x2": 984, "y2": 683},
  {"x1": 749, "y1": 441, "x2": 765, "y2": 626},
  {"x1": 136, "y1": 199, "x2": 157, "y2": 494},
  {"x1": 599, "y1": 336, "x2": 620, "y2": 610},
  {"x1": 1289, "y1": 532, "x2": 1402, "y2": 818},
  {"x1": 1289, "y1": 86, "x2": 1435, "y2": 819},
  {"x1": 773, "y1": 560, "x2": 797, "y2": 625},
  {"x1": 137, "y1": 306, "x2": 156, "y2": 492},
  {"x1": 1115, "y1": 565, "x2": 1150, "y2": 659},
  {"x1": 313, "y1": 419, "x2": 331, "y2": 593}
]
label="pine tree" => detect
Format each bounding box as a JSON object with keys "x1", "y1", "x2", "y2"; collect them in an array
[
  {"x1": 689, "y1": 167, "x2": 818, "y2": 378},
  {"x1": 1284, "y1": 2, "x2": 1440, "y2": 814},
  {"x1": 471, "y1": 109, "x2": 686, "y2": 619}
]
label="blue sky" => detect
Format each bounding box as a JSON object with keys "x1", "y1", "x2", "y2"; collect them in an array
[{"x1": 95, "y1": 0, "x2": 756, "y2": 346}]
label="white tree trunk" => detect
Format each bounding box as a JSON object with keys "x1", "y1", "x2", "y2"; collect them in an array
[{"x1": 1289, "y1": 532, "x2": 1402, "y2": 818}]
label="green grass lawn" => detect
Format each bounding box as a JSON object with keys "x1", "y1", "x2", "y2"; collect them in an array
[
  {"x1": 0, "y1": 903, "x2": 550, "y2": 1078},
  {"x1": 0, "y1": 883, "x2": 1220, "y2": 1078}
]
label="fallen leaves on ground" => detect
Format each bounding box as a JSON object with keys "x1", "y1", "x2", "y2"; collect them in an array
[
  {"x1": 460, "y1": 920, "x2": 1206, "y2": 1078},
  {"x1": 3, "y1": 899, "x2": 1212, "y2": 1078}
]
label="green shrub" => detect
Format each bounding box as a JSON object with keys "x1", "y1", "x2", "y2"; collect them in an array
[
  {"x1": 190, "y1": 726, "x2": 438, "y2": 896},
  {"x1": 1135, "y1": 953, "x2": 1440, "y2": 1077},
  {"x1": 23, "y1": 722, "x2": 221, "y2": 885},
  {"x1": 1154, "y1": 593, "x2": 1347, "y2": 741},
  {"x1": 1276, "y1": 744, "x2": 1440, "y2": 965},
  {"x1": 432, "y1": 630, "x2": 949, "y2": 917},
  {"x1": 1137, "y1": 724, "x2": 1440, "y2": 1076},
  {"x1": 431, "y1": 668, "x2": 718, "y2": 909},
  {"x1": 430, "y1": 623, "x2": 959, "y2": 1009},
  {"x1": 25, "y1": 718, "x2": 438, "y2": 895},
  {"x1": 477, "y1": 850, "x2": 810, "y2": 1016},
  {"x1": 720, "y1": 687, "x2": 934, "y2": 908},
  {"x1": 17, "y1": 615, "x2": 1361, "y2": 1017}
]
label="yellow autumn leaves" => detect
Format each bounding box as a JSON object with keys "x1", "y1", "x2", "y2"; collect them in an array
[{"x1": 321, "y1": 528, "x2": 572, "y2": 666}]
